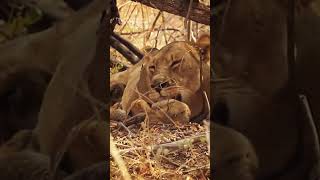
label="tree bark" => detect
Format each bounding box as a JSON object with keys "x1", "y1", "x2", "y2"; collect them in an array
[{"x1": 132, "y1": 0, "x2": 210, "y2": 25}]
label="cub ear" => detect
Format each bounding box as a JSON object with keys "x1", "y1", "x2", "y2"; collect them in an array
[{"x1": 196, "y1": 33, "x2": 210, "y2": 62}]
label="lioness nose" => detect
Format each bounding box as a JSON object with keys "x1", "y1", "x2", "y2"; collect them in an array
[{"x1": 151, "y1": 76, "x2": 172, "y2": 92}]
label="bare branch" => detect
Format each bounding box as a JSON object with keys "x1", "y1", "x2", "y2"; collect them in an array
[
  {"x1": 118, "y1": 133, "x2": 207, "y2": 155},
  {"x1": 112, "y1": 32, "x2": 144, "y2": 59},
  {"x1": 110, "y1": 35, "x2": 140, "y2": 64},
  {"x1": 119, "y1": 27, "x2": 181, "y2": 35}
]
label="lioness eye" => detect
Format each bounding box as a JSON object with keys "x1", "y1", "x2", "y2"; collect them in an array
[
  {"x1": 149, "y1": 65, "x2": 155, "y2": 72},
  {"x1": 171, "y1": 59, "x2": 182, "y2": 69}
]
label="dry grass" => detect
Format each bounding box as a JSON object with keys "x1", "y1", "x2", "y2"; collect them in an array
[
  {"x1": 110, "y1": 1, "x2": 210, "y2": 179},
  {"x1": 110, "y1": 0, "x2": 210, "y2": 73},
  {"x1": 110, "y1": 122, "x2": 210, "y2": 180}
]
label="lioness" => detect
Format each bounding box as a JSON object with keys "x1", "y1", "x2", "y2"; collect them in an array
[{"x1": 111, "y1": 34, "x2": 210, "y2": 124}]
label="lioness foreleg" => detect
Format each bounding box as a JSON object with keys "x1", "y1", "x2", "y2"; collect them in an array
[{"x1": 128, "y1": 98, "x2": 191, "y2": 125}]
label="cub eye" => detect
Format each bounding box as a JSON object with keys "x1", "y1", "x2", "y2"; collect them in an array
[
  {"x1": 171, "y1": 59, "x2": 182, "y2": 69},
  {"x1": 149, "y1": 65, "x2": 155, "y2": 72}
]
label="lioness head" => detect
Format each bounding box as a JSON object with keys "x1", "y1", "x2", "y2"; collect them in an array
[
  {"x1": 130, "y1": 34, "x2": 211, "y2": 121},
  {"x1": 145, "y1": 38, "x2": 209, "y2": 92}
]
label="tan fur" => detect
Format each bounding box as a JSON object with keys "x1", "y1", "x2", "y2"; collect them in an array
[{"x1": 111, "y1": 34, "x2": 210, "y2": 124}]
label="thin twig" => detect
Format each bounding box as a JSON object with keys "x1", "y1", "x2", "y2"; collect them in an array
[
  {"x1": 118, "y1": 1, "x2": 132, "y2": 10},
  {"x1": 118, "y1": 122, "x2": 134, "y2": 137},
  {"x1": 140, "y1": 3, "x2": 145, "y2": 32},
  {"x1": 161, "y1": 13, "x2": 169, "y2": 45},
  {"x1": 145, "y1": 10, "x2": 162, "y2": 42},
  {"x1": 133, "y1": 5, "x2": 140, "y2": 27},
  {"x1": 184, "y1": 0, "x2": 193, "y2": 41},
  {"x1": 119, "y1": 4, "x2": 138, "y2": 33},
  {"x1": 154, "y1": 23, "x2": 162, "y2": 48},
  {"x1": 130, "y1": 87, "x2": 181, "y2": 129},
  {"x1": 123, "y1": 1, "x2": 133, "y2": 20}
]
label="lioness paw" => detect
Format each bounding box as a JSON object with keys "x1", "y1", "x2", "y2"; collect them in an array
[
  {"x1": 128, "y1": 99, "x2": 152, "y2": 115},
  {"x1": 151, "y1": 99, "x2": 191, "y2": 124},
  {"x1": 127, "y1": 99, "x2": 191, "y2": 125}
]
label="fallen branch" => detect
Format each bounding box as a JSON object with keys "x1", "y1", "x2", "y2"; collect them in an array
[
  {"x1": 118, "y1": 133, "x2": 208, "y2": 155},
  {"x1": 131, "y1": 0, "x2": 210, "y2": 25},
  {"x1": 111, "y1": 35, "x2": 140, "y2": 64},
  {"x1": 112, "y1": 32, "x2": 144, "y2": 59},
  {"x1": 119, "y1": 27, "x2": 181, "y2": 35}
]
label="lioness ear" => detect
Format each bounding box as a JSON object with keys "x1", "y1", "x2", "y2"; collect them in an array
[
  {"x1": 142, "y1": 46, "x2": 159, "y2": 56},
  {"x1": 196, "y1": 33, "x2": 210, "y2": 63},
  {"x1": 141, "y1": 54, "x2": 152, "y2": 65}
]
